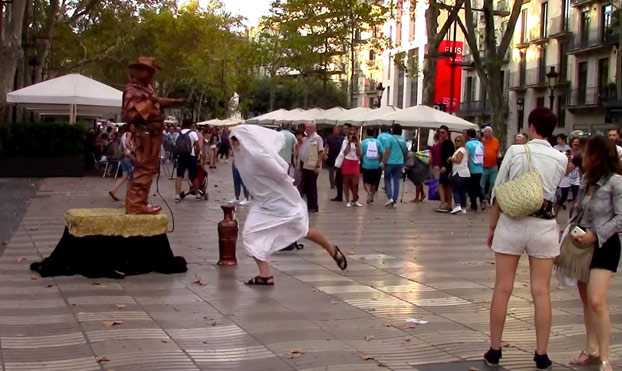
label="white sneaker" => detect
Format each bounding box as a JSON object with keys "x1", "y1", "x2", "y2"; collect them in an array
[
  {"x1": 225, "y1": 160, "x2": 229, "y2": 164},
  {"x1": 461, "y1": 209, "x2": 467, "y2": 214},
  {"x1": 196, "y1": 193, "x2": 202, "y2": 200},
  {"x1": 175, "y1": 195, "x2": 181, "y2": 203},
  {"x1": 353, "y1": 201, "x2": 363, "y2": 207},
  {"x1": 393, "y1": 202, "x2": 398, "y2": 208},
  {"x1": 229, "y1": 198, "x2": 239, "y2": 204},
  {"x1": 239, "y1": 199, "x2": 249, "y2": 206},
  {"x1": 385, "y1": 199, "x2": 394, "y2": 207},
  {"x1": 345, "y1": 202, "x2": 352, "y2": 208},
  {"x1": 451, "y1": 206, "x2": 462, "y2": 214}
]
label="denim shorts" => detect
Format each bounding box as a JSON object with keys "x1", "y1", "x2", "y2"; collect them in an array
[{"x1": 120, "y1": 157, "x2": 135, "y2": 181}]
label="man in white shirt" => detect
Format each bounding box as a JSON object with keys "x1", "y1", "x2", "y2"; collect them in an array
[
  {"x1": 175, "y1": 120, "x2": 201, "y2": 202},
  {"x1": 607, "y1": 127, "x2": 622, "y2": 160},
  {"x1": 298, "y1": 122, "x2": 324, "y2": 213}
]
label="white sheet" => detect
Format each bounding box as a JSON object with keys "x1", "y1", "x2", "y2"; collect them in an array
[{"x1": 230, "y1": 125, "x2": 309, "y2": 261}]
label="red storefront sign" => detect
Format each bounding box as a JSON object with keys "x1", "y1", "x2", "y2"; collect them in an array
[{"x1": 434, "y1": 40, "x2": 464, "y2": 113}]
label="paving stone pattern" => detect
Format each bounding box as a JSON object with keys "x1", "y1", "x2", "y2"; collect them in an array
[{"x1": 1, "y1": 164, "x2": 621, "y2": 371}]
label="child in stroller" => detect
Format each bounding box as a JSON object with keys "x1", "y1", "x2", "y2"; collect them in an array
[{"x1": 180, "y1": 160, "x2": 209, "y2": 200}]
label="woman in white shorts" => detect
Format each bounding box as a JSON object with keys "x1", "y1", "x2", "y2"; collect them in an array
[{"x1": 484, "y1": 107, "x2": 568, "y2": 370}]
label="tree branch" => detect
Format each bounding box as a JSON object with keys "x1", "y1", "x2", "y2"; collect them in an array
[{"x1": 497, "y1": 0, "x2": 523, "y2": 59}]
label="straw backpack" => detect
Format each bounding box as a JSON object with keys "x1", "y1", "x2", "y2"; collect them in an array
[{"x1": 494, "y1": 145, "x2": 544, "y2": 219}]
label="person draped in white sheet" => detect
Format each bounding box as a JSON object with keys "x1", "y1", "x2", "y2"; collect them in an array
[{"x1": 230, "y1": 125, "x2": 347, "y2": 285}]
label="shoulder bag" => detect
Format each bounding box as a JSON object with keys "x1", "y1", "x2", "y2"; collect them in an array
[{"x1": 494, "y1": 144, "x2": 544, "y2": 219}]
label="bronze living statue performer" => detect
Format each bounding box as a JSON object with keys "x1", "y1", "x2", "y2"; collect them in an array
[{"x1": 123, "y1": 57, "x2": 184, "y2": 214}]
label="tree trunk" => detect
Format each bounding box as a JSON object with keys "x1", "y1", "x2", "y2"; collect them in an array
[
  {"x1": 487, "y1": 66, "x2": 507, "y2": 140},
  {"x1": 422, "y1": 4, "x2": 440, "y2": 106},
  {"x1": 0, "y1": 0, "x2": 28, "y2": 123},
  {"x1": 617, "y1": 14, "x2": 622, "y2": 99}
]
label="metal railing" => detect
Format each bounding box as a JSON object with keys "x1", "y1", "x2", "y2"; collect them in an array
[
  {"x1": 510, "y1": 66, "x2": 568, "y2": 88},
  {"x1": 565, "y1": 87, "x2": 613, "y2": 106},
  {"x1": 569, "y1": 27, "x2": 619, "y2": 52},
  {"x1": 457, "y1": 99, "x2": 509, "y2": 115},
  {"x1": 548, "y1": 16, "x2": 569, "y2": 36}
]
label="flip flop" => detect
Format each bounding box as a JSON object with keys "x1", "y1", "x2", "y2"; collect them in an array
[
  {"x1": 245, "y1": 276, "x2": 274, "y2": 285},
  {"x1": 569, "y1": 350, "x2": 600, "y2": 365},
  {"x1": 108, "y1": 191, "x2": 120, "y2": 201},
  {"x1": 332, "y1": 246, "x2": 348, "y2": 271}
]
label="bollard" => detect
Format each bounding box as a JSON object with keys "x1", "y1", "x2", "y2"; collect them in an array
[{"x1": 217, "y1": 204, "x2": 238, "y2": 266}]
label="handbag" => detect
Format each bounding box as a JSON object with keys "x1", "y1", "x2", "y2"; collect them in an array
[
  {"x1": 334, "y1": 151, "x2": 345, "y2": 168},
  {"x1": 494, "y1": 145, "x2": 544, "y2": 219},
  {"x1": 555, "y1": 224, "x2": 594, "y2": 283}
]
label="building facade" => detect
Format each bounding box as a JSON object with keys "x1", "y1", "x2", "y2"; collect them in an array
[{"x1": 458, "y1": 0, "x2": 618, "y2": 142}]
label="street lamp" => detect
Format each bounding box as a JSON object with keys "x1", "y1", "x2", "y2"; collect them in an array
[
  {"x1": 546, "y1": 66, "x2": 559, "y2": 110},
  {"x1": 516, "y1": 98, "x2": 525, "y2": 132},
  {"x1": 375, "y1": 82, "x2": 385, "y2": 108}
]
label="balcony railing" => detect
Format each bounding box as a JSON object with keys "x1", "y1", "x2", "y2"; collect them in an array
[
  {"x1": 548, "y1": 16, "x2": 570, "y2": 36},
  {"x1": 570, "y1": 0, "x2": 599, "y2": 6},
  {"x1": 569, "y1": 27, "x2": 619, "y2": 52},
  {"x1": 457, "y1": 99, "x2": 509, "y2": 116},
  {"x1": 565, "y1": 87, "x2": 613, "y2": 107}
]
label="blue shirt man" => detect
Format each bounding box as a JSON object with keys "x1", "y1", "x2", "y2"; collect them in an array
[
  {"x1": 379, "y1": 125, "x2": 407, "y2": 207},
  {"x1": 361, "y1": 136, "x2": 385, "y2": 169},
  {"x1": 465, "y1": 128, "x2": 485, "y2": 211}
]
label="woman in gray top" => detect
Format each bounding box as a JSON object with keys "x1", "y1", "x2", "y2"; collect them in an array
[{"x1": 567, "y1": 135, "x2": 622, "y2": 371}]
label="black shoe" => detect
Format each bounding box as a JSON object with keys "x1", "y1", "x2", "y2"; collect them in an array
[
  {"x1": 533, "y1": 352, "x2": 552, "y2": 370},
  {"x1": 331, "y1": 197, "x2": 342, "y2": 202},
  {"x1": 484, "y1": 347, "x2": 502, "y2": 367}
]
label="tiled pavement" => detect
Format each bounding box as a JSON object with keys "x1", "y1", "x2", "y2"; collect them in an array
[{"x1": 1, "y1": 164, "x2": 621, "y2": 371}]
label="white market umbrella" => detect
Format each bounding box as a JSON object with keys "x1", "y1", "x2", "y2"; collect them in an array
[
  {"x1": 276, "y1": 108, "x2": 325, "y2": 124},
  {"x1": 379, "y1": 105, "x2": 477, "y2": 131},
  {"x1": 348, "y1": 105, "x2": 401, "y2": 126},
  {"x1": 313, "y1": 106, "x2": 346, "y2": 124},
  {"x1": 244, "y1": 108, "x2": 288, "y2": 125},
  {"x1": 6, "y1": 73, "x2": 123, "y2": 123},
  {"x1": 212, "y1": 118, "x2": 243, "y2": 127},
  {"x1": 331, "y1": 107, "x2": 373, "y2": 126}
]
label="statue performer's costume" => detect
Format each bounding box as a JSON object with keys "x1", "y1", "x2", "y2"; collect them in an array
[{"x1": 123, "y1": 57, "x2": 181, "y2": 214}]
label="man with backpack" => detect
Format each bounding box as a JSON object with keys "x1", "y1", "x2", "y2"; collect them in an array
[
  {"x1": 174, "y1": 119, "x2": 201, "y2": 203},
  {"x1": 466, "y1": 128, "x2": 485, "y2": 211},
  {"x1": 361, "y1": 128, "x2": 385, "y2": 204},
  {"x1": 379, "y1": 124, "x2": 407, "y2": 208}
]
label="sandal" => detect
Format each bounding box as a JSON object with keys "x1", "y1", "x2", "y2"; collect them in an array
[
  {"x1": 600, "y1": 360, "x2": 613, "y2": 371},
  {"x1": 570, "y1": 350, "x2": 600, "y2": 365},
  {"x1": 108, "y1": 191, "x2": 120, "y2": 201},
  {"x1": 332, "y1": 246, "x2": 347, "y2": 271},
  {"x1": 245, "y1": 276, "x2": 274, "y2": 285}
]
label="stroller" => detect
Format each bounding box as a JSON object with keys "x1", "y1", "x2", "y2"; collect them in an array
[{"x1": 180, "y1": 161, "x2": 209, "y2": 201}]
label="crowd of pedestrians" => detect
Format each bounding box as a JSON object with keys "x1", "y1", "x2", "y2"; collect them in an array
[{"x1": 99, "y1": 107, "x2": 622, "y2": 371}]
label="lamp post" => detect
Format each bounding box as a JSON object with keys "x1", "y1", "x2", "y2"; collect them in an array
[
  {"x1": 546, "y1": 66, "x2": 559, "y2": 110},
  {"x1": 375, "y1": 82, "x2": 385, "y2": 108},
  {"x1": 516, "y1": 98, "x2": 525, "y2": 133}
]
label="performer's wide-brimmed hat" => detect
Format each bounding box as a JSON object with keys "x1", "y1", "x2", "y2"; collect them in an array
[{"x1": 129, "y1": 57, "x2": 162, "y2": 72}]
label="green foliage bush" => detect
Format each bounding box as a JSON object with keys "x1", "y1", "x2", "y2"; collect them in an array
[{"x1": 0, "y1": 122, "x2": 86, "y2": 157}]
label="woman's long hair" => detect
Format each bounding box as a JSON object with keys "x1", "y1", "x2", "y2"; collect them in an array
[{"x1": 583, "y1": 135, "x2": 622, "y2": 185}]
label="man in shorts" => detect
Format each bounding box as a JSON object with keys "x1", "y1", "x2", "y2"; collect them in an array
[
  {"x1": 174, "y1": 119, "x2": 201, "y2": 202},
  {"x1": 361, "y1": 128, "x2": 385, "y2": 204},
  {"x1": 435, "y1": 125, "x2": 454, "y2": 212}
]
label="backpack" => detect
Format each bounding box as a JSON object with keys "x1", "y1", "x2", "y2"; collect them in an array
[
  {"x1": 174, "y1": 131, "x2": 193, "y2": 156},
  {"x1": 366, "y1": 140, "x2": 379, "y2": 160},
  {"x1": 473, "y1": 142, "x2": 484, "y2": 165}
]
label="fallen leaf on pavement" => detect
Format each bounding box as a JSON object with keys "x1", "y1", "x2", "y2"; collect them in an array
[
  {"x1": 15, "y1": 257, "x2": 26, "y2": 263},
  {"x1": 101, "y1": 320, "x2": 123, "y2": 327},
  {"x1": 378, "y1": 362, "x2": 389, "y2": 368},
  {"x1": 501, "y1": 341, "x2": 510, "y2": 348},
  {"x1": 210, "y1": 322, "x2": 219, "y2": 326},
  {"x1": 115, "y1": 304, "x2": 127, "y2": 310},
  {"x1": 161, "y1": 339, "x2": 169, "y2": 343},
  {"x1": 30, "y1": 277, "x2": 38, "y2": 281},
  {"x1": 193, "y1": 275, "x2": 207, "y2": 286},
  {"x1": 2, "y1": 241, "x2": 8, "y2": 247},
  {"x1": 364, "y1": 335, "x2": 375, "y2": 341},
  {"x1": 404, "y1": 338, "x2": 412, "y2": 342},
  {"x1": 312, "y1": 289, "x2": 318, "y2": 293},
  {"x1": 291, "y1": 349, "x2": 306, "y2": 354},
  {"x1": 361, "y1": 355, "x2": 375, "y2": 360},
  {"x1": 203, "y1": 317, "x2": 214, "y2": 321},
  {"x1": 45, "y1": 284, "x2": 55, "y2": 288},
  {"x1": 95, "y1": 356, "x2": 110, "y2": 363},
  {"x1": 330, "y1": 300, "x2": 339, "y2": 305},
  {"x1": 28, "y1": 227, "x2": 38, "y2": 231},
  {"x1": 384, "y1": 323, "x2": 391, "y2": 327},
  {"x1": 469, "y1": 367, "x2": 480, "y2": 371}
]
